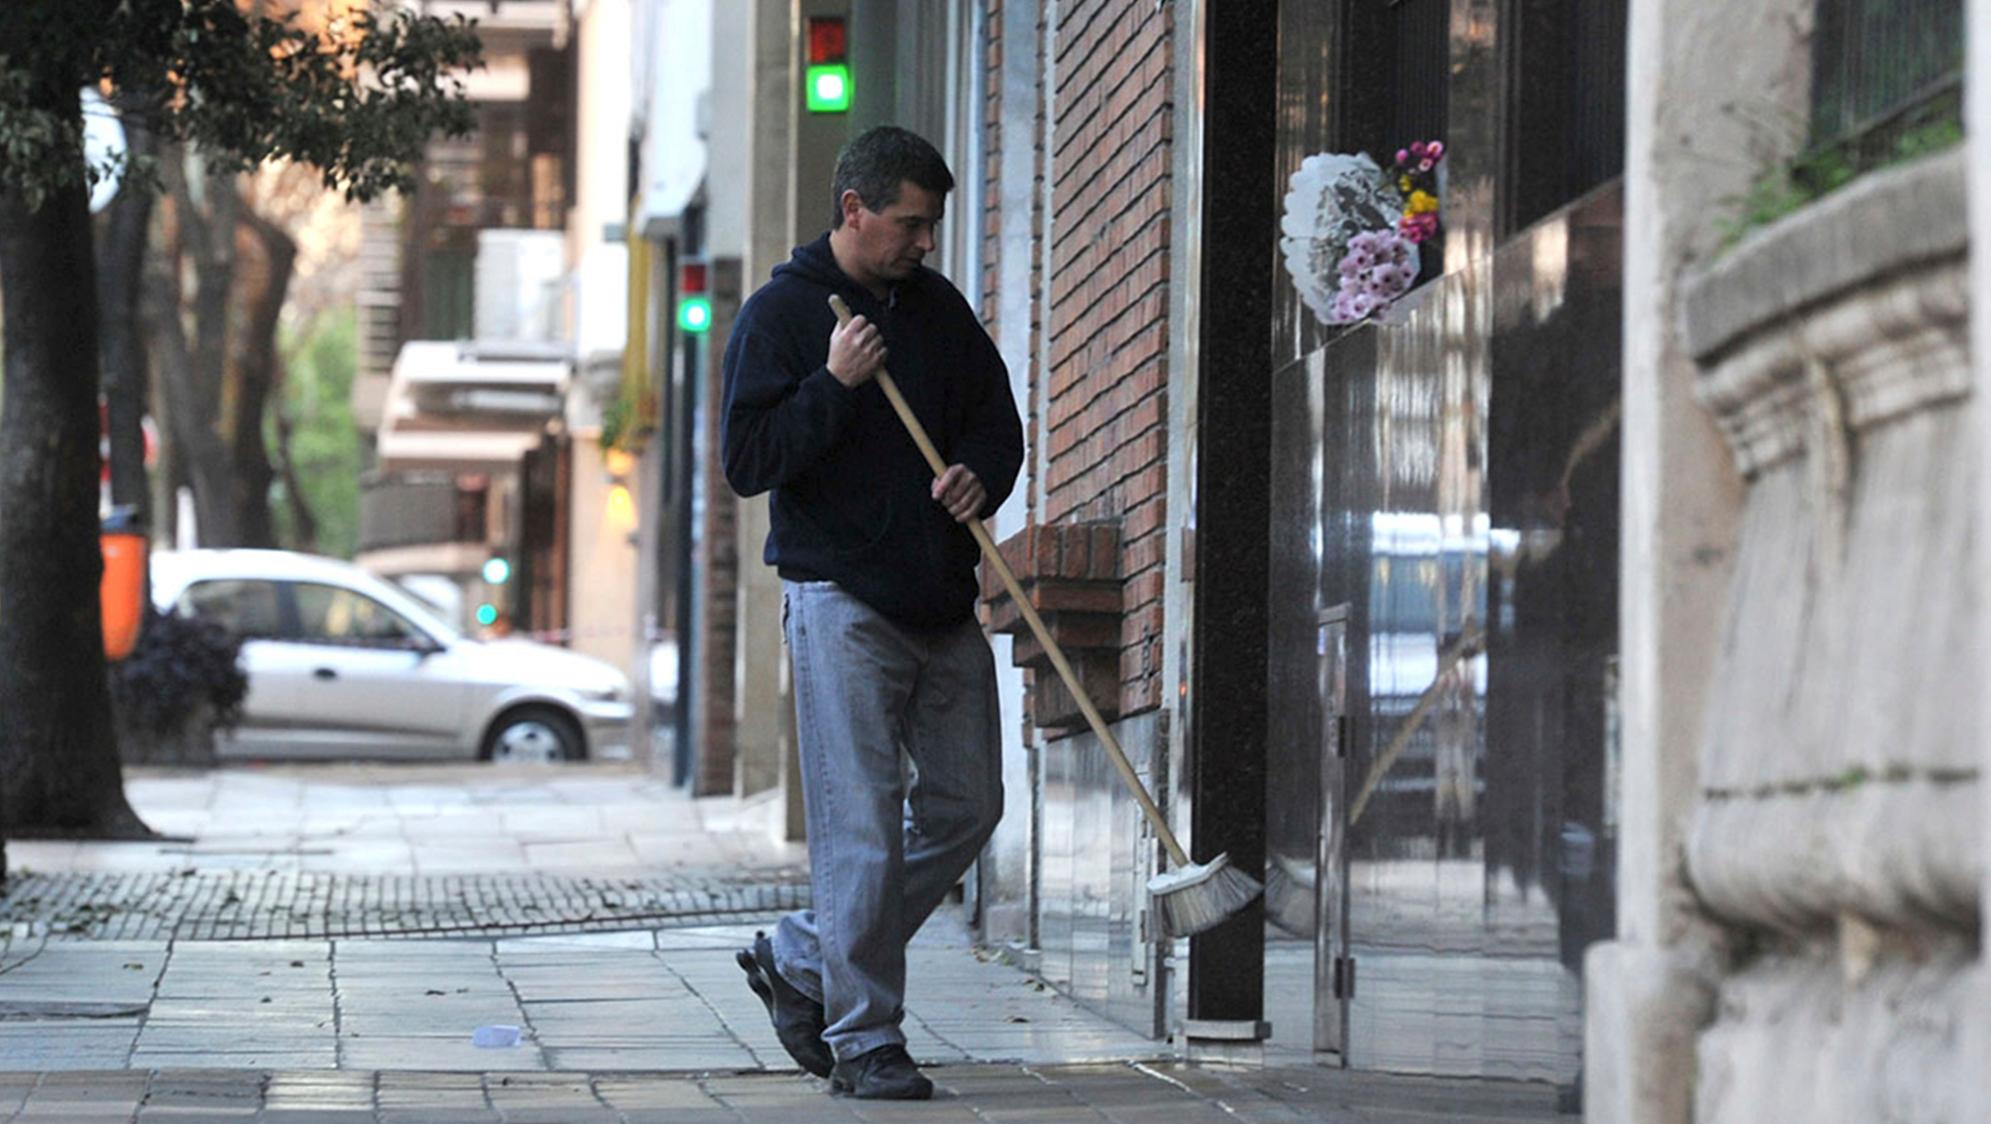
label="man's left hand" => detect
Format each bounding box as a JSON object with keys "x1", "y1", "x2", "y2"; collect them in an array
[{"x1": 932, "y1": 465, "x2": 986, "y2": 523}]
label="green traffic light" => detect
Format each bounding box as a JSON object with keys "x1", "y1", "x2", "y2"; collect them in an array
[
  {"x1": 475, "y1": 603, "x2": 499, "y2": 627},
  {"x1": 678, "y1": 297, "x2": 713, "y2": 334},
  {"x1": 806, "y1": 64, "x2": 851, "y2": 113}
]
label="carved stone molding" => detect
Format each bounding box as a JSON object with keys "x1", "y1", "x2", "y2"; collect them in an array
[
  {"x1": 1683, "y1": 149, "x2": 1969, "y2": 478},
  {"x1": 1688, "y1": 778, "x2": 1980, "y2": 934},
  {"x1": 1677, "y1": 147, "x2": 1978, "y2": 939}
]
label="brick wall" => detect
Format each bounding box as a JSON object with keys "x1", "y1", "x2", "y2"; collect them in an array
[
  {"x1": 695, "y1": 295, "x2": 740, "y2": 795},
  {"x1": 1039, "y1": 0, "x2": 1173, "y2": 717}
]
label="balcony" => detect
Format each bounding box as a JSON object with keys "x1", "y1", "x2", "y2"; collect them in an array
[{"x1": 355, "y1": 472, "x2": 496, "y2": 584}]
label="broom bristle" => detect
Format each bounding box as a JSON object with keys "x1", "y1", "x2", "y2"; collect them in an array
[{"x1": 1147, "y1": 853, "x2": 1263, "y2": 938}]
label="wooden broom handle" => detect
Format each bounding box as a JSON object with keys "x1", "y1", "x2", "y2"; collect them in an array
[{"x1": 828, "y1": 294, "x2": 1191, "y2": 867}]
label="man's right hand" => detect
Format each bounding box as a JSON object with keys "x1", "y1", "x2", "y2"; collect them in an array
[{"x1": 828, "y1": 313, "x2": 886, "y2": 388}]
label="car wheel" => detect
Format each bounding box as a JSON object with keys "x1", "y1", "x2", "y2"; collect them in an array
[{"x1": 482, "y1": 706, "x2": 585, "y2": 764}]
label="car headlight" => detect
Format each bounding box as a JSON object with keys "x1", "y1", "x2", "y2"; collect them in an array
[{"x1": 581, "y1": 685, "x2": 628, "y2": 703}]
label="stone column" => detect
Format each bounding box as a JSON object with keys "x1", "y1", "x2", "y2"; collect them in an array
[
  {"x1": 1593, "y1": 1, "x2": 1982, "y2": 1118},
  {"x1": 1967, "y1": 0, "x2": 1991, "y2": 1115},
  {"x1": 731, "y1": 0, "x2": 804, "y2": 839},
  {"x1": 1583, "y1": 0, "x2": 1804, "y2": 1119}
]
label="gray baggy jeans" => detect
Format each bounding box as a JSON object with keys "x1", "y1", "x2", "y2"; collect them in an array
[{"x1": 773, "y1": 580, "x2": 1004, "y2": 1062}]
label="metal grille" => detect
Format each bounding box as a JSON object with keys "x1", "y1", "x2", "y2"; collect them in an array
[
  {"x1": 1809, "y1": 0, "x2": 1963, "y2": 163},
  {"x1": 1567, "y1": 0, "x2": 1627, "y2": 196},
  {"x1": 1391, "y1": 0, "x2": 1450, "y2": 151},
  {"x1": 1502, "y1": 0, "x2": 1628, "y2": 236}
]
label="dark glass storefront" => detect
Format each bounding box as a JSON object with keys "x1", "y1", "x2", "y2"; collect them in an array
[{"x1": 1262, "y1": 0, "x2": 1624, "y2": 1100}]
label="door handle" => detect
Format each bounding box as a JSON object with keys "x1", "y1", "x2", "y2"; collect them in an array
[{"x1": 313, "y1": 668, "x2": 338, "y2": 681}]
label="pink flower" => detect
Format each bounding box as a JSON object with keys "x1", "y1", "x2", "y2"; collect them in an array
[
  {"x1": 1427, "y1": 140, "x2": 1445, "y2": 160},
  {"x1": 1417, "y1": 159, "x2": 1433, "y2": 173},
  {"x1": 1395, "y1": 148, "x2": 1409, "y2": 165},
  {"x1": 1398, "y1": 212, "x2": 1439, "y2": 243}
]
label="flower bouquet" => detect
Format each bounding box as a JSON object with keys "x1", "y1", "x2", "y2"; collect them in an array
[{"x1": 1279, "y1": 140, "x2": 1445, "y2": 326}]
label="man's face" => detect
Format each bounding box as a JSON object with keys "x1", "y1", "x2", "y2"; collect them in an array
[{"x1": 844, "y1": 180, "x2": 944, "y2": 285}]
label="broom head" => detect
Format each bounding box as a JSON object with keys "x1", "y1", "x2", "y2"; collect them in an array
[{"x1": 1146, "y1": 852, "x2": 1262, "y2": 938}]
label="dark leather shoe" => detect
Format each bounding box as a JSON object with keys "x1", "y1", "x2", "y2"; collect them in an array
[
  {"x1": 829, "y1": 1043, "x2": 933, "y2": 1100},
  {"x1": 735, "y1": 931, "x2": 833, "y2": 1077}
]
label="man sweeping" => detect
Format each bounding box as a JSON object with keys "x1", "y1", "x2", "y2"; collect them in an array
[{"x1": 719, "y1": 125, "x2": 1023, "y2": 1101}]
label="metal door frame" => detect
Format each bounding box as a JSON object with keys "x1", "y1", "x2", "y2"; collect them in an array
[{"x1": 1313, "y1": 601, "x2": 1352, "y2": 1058}]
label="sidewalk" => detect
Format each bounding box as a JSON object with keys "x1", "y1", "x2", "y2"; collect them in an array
[{"x1": 0, "y1": 765, "x2": 1571, "y2": 1120}]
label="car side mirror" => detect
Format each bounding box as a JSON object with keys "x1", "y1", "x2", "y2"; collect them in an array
[{"x1": 399, "y1": 634, "x2": 446, "y2": 658}]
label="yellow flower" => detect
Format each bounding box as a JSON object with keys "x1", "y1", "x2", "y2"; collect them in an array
[
  {"x1": 1406, "y1": 190, "x2": 1439, "y2": 215},
  {"x1": 1399, "y1": 176, "x2": 1412, "y2": 192}
]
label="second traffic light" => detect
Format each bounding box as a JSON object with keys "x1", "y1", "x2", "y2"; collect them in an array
[{"x1": 805, "y1": 17, "x2": 850, "y2": 114}]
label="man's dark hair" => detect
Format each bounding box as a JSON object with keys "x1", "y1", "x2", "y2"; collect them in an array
[{"x1": 830, "y1": 126, "x2": 955, "y2": 228}]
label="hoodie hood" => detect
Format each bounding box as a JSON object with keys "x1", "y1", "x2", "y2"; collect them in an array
[
  {"x1": 771, "y1": 234, "x2": 848, "y2": 289},
  {"x1": 771, "y1": 234, "x2": 930, "y2": 312}
]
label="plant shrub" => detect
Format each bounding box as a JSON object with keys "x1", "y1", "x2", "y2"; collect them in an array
[{"x1": 110, "y1": 607, "x2": 248, "y2": 741}]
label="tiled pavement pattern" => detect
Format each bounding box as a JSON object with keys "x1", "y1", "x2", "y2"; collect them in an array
[
  {"x1": 0, "y1": 766, "x2": 1574, "y2": 1120},
  {"x1": 0, "y1": 1064, "x2": 1567, "y2": 1122},
  {"x1": 0, "y1": 925, "x2": 1163, "y2": 1073},
  {"x1": 0, "y1": 872, "x2": 808, "y2": 941}
]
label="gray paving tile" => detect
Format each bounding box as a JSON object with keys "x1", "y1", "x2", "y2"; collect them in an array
[
  {"x1": 543, "y1": 1047, "x2": 760, "y2": 1071},
  {"x1": 338, "y1": 1038, "x2": 546, "y2": 1072}
]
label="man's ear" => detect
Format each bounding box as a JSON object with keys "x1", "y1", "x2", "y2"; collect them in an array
[{"x1": 838, "y1": 189, "x2": 865, "y2": 228}]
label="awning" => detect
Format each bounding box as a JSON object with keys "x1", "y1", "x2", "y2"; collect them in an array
[
  {"x1": 636, "y1": 0, "x2": 711, "y2": 238},
  {"x1": 376, "y1": 340, "x2": 571, "y2": 474}
]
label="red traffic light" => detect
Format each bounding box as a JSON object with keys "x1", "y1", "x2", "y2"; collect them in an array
[{"x1": 807, "y1": 17, "x2": 846, "y2": 64}]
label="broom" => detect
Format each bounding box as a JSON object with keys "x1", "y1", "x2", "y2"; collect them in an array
[{"x1": 828, "y1": 294, "x2": 1261, "y2": 938}]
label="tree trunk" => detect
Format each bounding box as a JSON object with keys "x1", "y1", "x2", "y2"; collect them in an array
[
  {"x1": 270, "y1": 357, "x2": 320, "y2": 554},
  {"x1": 96, "y1": 101, "x2": 157, "y2": 522},
  {"x1": 144, "y1": 149, "x2": 238, "y2": 548},
  {"x1": 226, "y1": 208, "x2": 293, "y2": 550},
  {"x1": 144, "y1": 150, "x2": 289, "y2": 550},
  {"x1": 0, "y1": 179, "x2": 151, "y2": 839}
]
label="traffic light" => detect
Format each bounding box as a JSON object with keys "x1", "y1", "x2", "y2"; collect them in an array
[
  {"x1": 478, "y1": 556, "x2": 509, "y2": 630},
  {"x1": 805, "y1": 17, "x2": 850, "y2": 114},
  {"x1": 677, "y1": 260, "x2": 712, "y2": 334}
]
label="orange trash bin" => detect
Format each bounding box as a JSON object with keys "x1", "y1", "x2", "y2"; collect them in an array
[{"x1": 100, "y1": 507, "x2": 146, "y2": 662}]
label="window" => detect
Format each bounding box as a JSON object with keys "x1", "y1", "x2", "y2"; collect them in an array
[
  {"x1": 290, "y1": 583, "x2": 427, "y2": 648},
  {"x1": 177, "y1": 580, "x2": 285, "y2": 640}
]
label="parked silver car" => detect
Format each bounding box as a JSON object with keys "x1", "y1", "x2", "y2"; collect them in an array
[{"x1": 151, "y1": 549, "x2": 633, "y2": 763}]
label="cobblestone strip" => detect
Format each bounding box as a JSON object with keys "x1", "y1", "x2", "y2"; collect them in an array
[{"x1": 0, "y1": 874, "x2": 809, "y2": 942}]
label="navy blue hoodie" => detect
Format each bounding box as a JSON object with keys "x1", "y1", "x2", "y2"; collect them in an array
[{"x1": 721, "y1": 235, "x2": 1023, "y2": 629}]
